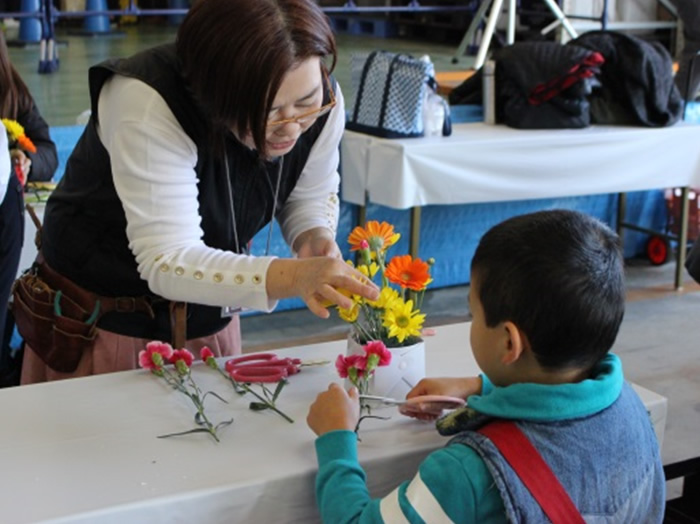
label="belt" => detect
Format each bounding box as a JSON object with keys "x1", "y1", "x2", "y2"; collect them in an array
[{"x1": 37, "y1": 253, "x2": 156, "y2": 320}]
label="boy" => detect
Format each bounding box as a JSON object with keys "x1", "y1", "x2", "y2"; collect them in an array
[{"x1": 307, "y1": 209, "x2": 665, "y2": 523}]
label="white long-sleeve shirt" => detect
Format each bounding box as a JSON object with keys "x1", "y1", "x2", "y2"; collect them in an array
[
  {"x1": 96, "y1": 76, "x2": 343, "y2": 312},
  {"x1": 0, "y1": 123, "x2": 10, "y2": 203}
]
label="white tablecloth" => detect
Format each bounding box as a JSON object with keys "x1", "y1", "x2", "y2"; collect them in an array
[
  {"x1": 0, "y1": 323, "x2": 667, "y2": 523},
  {"x1": 341, "y1": 123, "x2": 700, "y2": 209}
]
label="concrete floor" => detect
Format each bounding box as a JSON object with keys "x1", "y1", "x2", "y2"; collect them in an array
[{"x1": 6, "y1": 18, "x2": 698, "y2": 476}]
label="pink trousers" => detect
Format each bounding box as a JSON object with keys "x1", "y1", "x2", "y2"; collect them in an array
[{"x1": 21, "y1": 315, "x2": 242, "y2": 384}]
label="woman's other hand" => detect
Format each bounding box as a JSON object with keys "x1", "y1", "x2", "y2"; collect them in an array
[
  {"x1": 307, "y1": 383, "x2": 360, "y2": 436},
  {"x1": 267, "y1": 256, "x2": 379, "y2": 318},
  {"x1": 294, "y1": 227, "x2": 342, "y2": 259},
  {"x1": 10, "y1": 149, "x2": 31, "y2": 179}
]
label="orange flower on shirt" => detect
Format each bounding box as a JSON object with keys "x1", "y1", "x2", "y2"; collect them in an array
[
  {"x1": 17, "y1": 134, "x2": 37, "y2": 154},
  {"x1": 348, "y1": 221, "x2": 400, "y2": 252},
  {"x1": 385, "y1": 255, "x2": 432, "y2": 291}
]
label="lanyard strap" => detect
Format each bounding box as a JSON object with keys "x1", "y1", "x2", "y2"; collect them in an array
[{"x1": 478, "y1": 421, "x2": 586, "y2": 524}]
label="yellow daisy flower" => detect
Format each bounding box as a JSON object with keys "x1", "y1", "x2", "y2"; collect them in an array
[
  {"x1": 1, "y1": 119, "x2": 25, "y2": 141},
  {"x1": 338, "y1": 303, "x2": 360, "y2": 323},
  {"x1": 382, "y1": 300, "x2": 425, "y2": 343},
  {"x1": 357, "y1": 262, "x2": 379, "y2": 279},
  {"x1": 367, "y1": 286, "x2": 400, "y2": 310}
]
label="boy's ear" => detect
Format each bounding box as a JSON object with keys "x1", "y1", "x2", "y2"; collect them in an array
[{"x1": 501, "y1": 321, "x2": 525, "y2": 365}]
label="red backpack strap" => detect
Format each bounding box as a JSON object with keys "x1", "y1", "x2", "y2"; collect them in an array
[{"x1": 478, "y1": 420, "x2": 586, "y2": 524}]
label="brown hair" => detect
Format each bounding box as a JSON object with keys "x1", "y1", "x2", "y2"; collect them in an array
[
  {"x1": 0, "y1": 30, "x2": 33, "y2": 119},
  {"x1": 176, "y1": 0, "x2": 337, "y2": 155}
]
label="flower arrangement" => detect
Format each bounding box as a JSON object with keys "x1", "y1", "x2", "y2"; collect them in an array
[
  {"x1": 138, "y1": 342, "x2": 233, "y2": 442},
  {"x1": 338, "y1": 221, "x2": 433, "y2": 347},
  {"x1": 2, "y1": 118, "x2": 36, "y2": 186}
]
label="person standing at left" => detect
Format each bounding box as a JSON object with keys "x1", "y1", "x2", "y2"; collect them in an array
[
  {"x1": 0, "y1": 122, "x2": 20, "y2": 384},
  {"x1": 0, "y1": 31, "x2": 58, "y2": 184}
]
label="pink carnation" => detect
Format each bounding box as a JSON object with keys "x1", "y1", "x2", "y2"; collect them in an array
[
  {"x1": 200, "y1": 347, "x2": 215, "y2": 361},
  {"x1": 171, "y1": 349, "x2": 194, "y2": 368},
  {"x1": 138, "y1": 341, "x2": 174, "y2": 370},
  {"x1": 335, "y1": 354, "x2": 367, "y2": 379},
  {"x1": 363, "y1": 341, "x2": 392, "y2": 366}
]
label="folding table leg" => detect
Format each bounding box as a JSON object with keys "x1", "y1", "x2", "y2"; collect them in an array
[
  {"x1": 675, "y1": 187, "x2": 689, "y2": 290},
  {"x1": 410, "y1": 206, "x2": 421, "y2": 259}
]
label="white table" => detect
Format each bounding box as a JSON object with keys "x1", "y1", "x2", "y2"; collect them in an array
[
  {"x1": 341, "y1": 122, "x2": 700, "y2": 287},
  {"x1": 0, "y1": 323, "x2": 667, "y2": 523}
]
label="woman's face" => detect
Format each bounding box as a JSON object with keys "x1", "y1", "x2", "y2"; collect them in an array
[{"x1": 238, "y1": 57, "x2": 325, "y2": 157}]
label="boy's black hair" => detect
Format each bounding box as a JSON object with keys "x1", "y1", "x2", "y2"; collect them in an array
[{"x1": 471, "y1": 209, "x2": 625, "y2": 371}]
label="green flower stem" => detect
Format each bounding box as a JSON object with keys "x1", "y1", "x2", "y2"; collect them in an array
[
  {"x1": 377, "y1": 250, "x2": 388, "y2": 288},
  {"x1": 352, "y1": 376, "x2": 390, "y2": 438},
  {"x1": 353, "y1": 312, "x2": 376, "y2": 343},
  {"x1": 156, "y1": 366, "x2": 226, "y2": 442},
  {"x1": 216, "y1": 368, "x2": 294, "y2": 423},
  {"x1": 417, "y1": 287, "x2": 427, "y2": 309},
  {"x1": 185, "y1": 372, "x2": 221, "y2": 442},
  {"x1": 243, "y1": 381, "x2": 295, "y2": 424}
]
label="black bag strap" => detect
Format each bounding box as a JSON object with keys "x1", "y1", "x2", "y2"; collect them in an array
[
  {"x1": 352, "y1": 50, "x2": 380, "y2": 123},
  {"x1": 378, "y1": 53, "x2": 405, "y2": 128}
]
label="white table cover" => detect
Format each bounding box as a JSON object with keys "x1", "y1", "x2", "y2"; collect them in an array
[
  {"x1": 0, "y1": 323, "x2": 666, "y2": 523},
  {"x1": 341, "y1": 123, "x2": 700, "y2": 209}
]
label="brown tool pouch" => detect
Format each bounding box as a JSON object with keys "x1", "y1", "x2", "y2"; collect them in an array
[
  {"x1": 11, "y1": 205, "x2": 182, "y2": 372},
  {"x1": 12, "y1": 257, "x2": 160, "y2": 373},
  {"x1": 12, "y1": 268, "x2": 98, "y2": 373}
]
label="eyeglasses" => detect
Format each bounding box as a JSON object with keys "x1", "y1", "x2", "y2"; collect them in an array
[{"x1": 266, "y1": 71, "x2": 336, "y2": 130}]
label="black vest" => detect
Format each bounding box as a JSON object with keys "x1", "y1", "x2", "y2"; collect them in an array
[{"x1": 42, "y1": 44, "x2": 332, "y2": 339}]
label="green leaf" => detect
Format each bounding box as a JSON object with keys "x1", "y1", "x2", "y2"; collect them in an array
[
  {"x1": 215, "y1": 418, "x2": 234, "y2": 430},
  {"x1": 249, "y1": 401, "x2": 270, "y2": 411},
  {"x1": 157, "y1": 428, "x2": 212, "y2": 439},
  {"x1": 202, "y1": 390, "x2": 229, "y2": 404},
  {"x1": 271, "y1": 380, "x2": 287, "y2": 401}
]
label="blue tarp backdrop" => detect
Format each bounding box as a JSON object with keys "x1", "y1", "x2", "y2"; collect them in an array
[{"x1": 48, "y1": 123, "x2": 671, "y2": 313}]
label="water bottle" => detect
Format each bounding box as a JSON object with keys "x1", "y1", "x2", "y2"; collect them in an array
[
  {"x1": 420, "y1": 55, "x2": 445, "y2": 137},
  {"x1": 483, "y1": 59, "x2": 496, "y2": 125}
]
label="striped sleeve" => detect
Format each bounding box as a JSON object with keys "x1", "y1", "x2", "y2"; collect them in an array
[{"x1": 314, "y1": 431, "x2": 503, "y2": 523}]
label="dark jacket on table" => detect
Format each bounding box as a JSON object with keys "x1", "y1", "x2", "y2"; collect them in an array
[
  {"x1": 570, "y1": 31, "x2": 683, "y2": 127},
  {"x1": 687, "y1": 241, "x2": 700, "y2": 284},
  {"x1": 18, "y1": 102, "x2": 58, "y2": 182}
]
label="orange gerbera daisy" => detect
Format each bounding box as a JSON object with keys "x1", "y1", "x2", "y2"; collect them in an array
[
  {"x1": 348, "y1": 221, "x2": 400, "y2": 252},
  {"x1": 385, "y1": 255, "x2": 431, "y2": 291},
  {"x1": 17, "y1": 134, "x2": 37, "y2": 154}
]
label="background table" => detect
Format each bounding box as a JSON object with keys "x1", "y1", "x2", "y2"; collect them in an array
[
  {"x1": 0, "y1": 323, "x2": 667, "y2": 523},
  {"x1": 341, "y1": 122, "x2": 700, "y2": 288}
]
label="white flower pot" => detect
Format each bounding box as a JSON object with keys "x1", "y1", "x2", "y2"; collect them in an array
[{"x1": 346, "y1": 337, "x2": 426, "y2": 400}]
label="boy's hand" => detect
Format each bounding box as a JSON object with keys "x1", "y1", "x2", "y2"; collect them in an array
[
  {"x1": 307, "y1": 383, "x2": 360, "y2": 436},
  {"x1": 407, "y1": 376, "x2": 482, "y2": 401}
]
